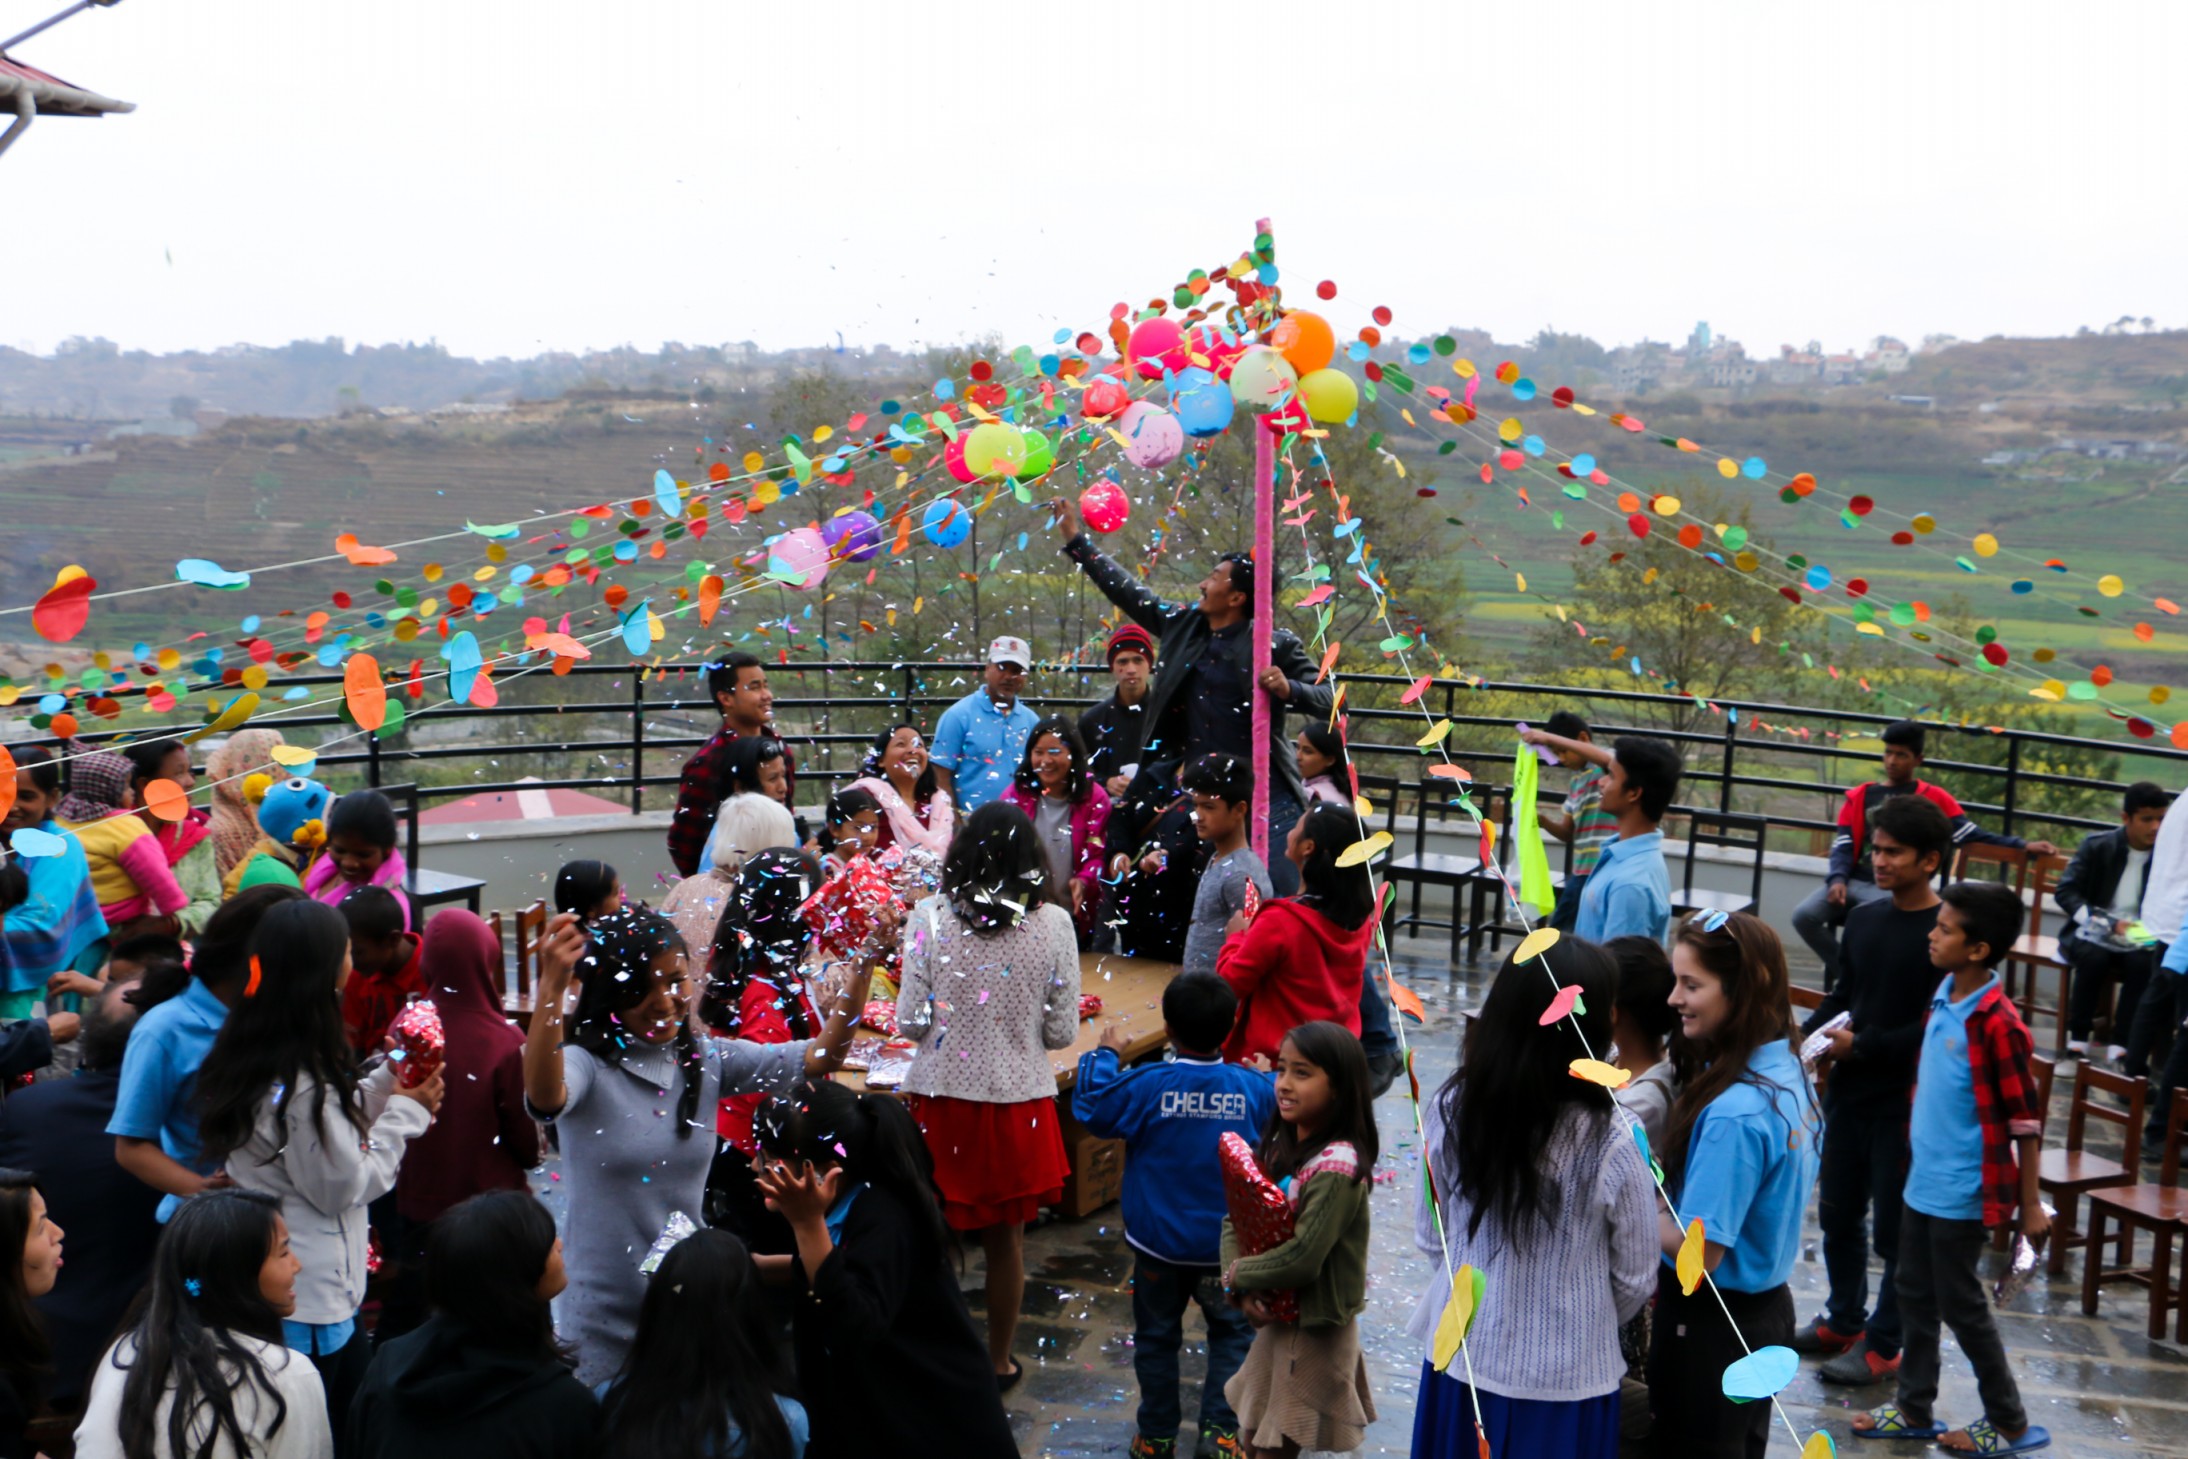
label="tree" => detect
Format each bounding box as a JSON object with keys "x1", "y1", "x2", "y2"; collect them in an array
[{"x1": 169, "y1": 394, "x2": 200, "y2": 421}]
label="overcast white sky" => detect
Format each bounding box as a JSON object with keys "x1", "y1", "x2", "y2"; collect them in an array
[{"x1": 4, "y1": 0, "x2": 2182, "y2": 361}]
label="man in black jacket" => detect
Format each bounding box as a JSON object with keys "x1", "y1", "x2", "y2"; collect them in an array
[
  {"x1": 1078, "y1": 622, "x2": 1157, "y2": 802},
  {"x1": 1052, "y1": 498, "x2": 1332, "y2": 897},
  {"x1": 2064, "y1": 781, "x2": 2174, "y2": 1064}
]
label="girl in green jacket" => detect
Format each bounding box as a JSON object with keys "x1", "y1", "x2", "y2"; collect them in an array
[{"x1": 1220, "y1": 1021, "x2": 1380, "y2": 1458}]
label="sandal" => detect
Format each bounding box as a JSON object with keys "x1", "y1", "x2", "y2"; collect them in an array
[
  {"x1": 996, "y1": 1358, "x2": 1024, "y2": 1393},
  {"x1": 1852, "y1": 1406, "x2": 1947, "y2": 1440},
  {"x1": 1939, "y1": 1419, "x2": 2050, "y2": 1455}
]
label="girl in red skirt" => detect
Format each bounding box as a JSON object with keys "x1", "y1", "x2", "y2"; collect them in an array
[{"x1": 894, "y1": 799, "x2": 1083, "y2": 1389}]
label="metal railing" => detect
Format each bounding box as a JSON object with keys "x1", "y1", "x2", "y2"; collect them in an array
[{"x1": 34, "y1": 659, "x2": 2188, "y2": 855}]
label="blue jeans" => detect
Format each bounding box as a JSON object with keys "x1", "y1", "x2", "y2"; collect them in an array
[
  {"x1": 1131, "y1": 1253, "x2": 1253, "y2": 1441},
  {"x1": 1358, "y1": 962, "x2": 1398, "y2": 1062}
]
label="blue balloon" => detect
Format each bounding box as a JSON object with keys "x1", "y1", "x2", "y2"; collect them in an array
[
  {"x1": 1173, "y1": 368, "x2": 1235, "y2": 438},
  {"x1": 923, "y1": 498, "x2": 971, "y2": 549}
]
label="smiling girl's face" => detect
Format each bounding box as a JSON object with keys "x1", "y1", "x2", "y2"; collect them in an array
[
  {"x1": 1029, "y1": 733, "x2": 1072, "y2": 794},
  {"x1": 1296, "y1": 732, "x2": 1333, "y2": 780},
  {"x1": 627, "y1": 948, "x2": 692, "y2": 1045},
  {"x1": 1273, "y1": 1037, "x2": 1334, "y2": 1136},
  {"x1": 881, "y1": 728, "x2": 926, "y2": 783},
  {"x1": 835, "y1": 808, "x2": 882, "y2": 857},
  {"x1": 1669, "y1": 940, "x2": 1731, "y2": 1048}
]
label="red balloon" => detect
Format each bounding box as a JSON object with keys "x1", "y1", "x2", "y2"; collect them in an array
[
  {"x1": 1083, "y1": 378, "x2": 1130, "y2": 420},
  {"x1": 1080, "y1": 481, "x2": 1131, "y2": 534},
  {"x1": 944, "y1": 432, "x2": 976, "y2": 484},
  {"x1": 1127, "y1": 317, "x2": 1188, "y2": 381}
]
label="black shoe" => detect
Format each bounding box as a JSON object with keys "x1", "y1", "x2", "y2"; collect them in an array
[{"x1": 1366, "y1": 1051, "x2": 1402, "y2": 1100}]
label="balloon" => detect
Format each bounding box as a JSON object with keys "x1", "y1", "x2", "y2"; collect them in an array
[
  {"x1": 943, "y1": 431, "x2": 976, "y2": 484},
  {"x1": 766, "y1": 527, "x2": 830, "y2": 591},
  {"x1": 822, "y1": 509, "x2": 884, "y2": 563},
  {"x1": 1083, "y1": 377, "x2": 1130, "y2": 420},
  {"x1": 1117, "y1": 401, "x2": 1185, "y2": 470},
  {"x1": 1172, "y1": 367, "x2": 1235, "y2": 437},
  {"x1": 1298, "y1": 367, "x2": 1360, "y2": 424},
  {"x1": 1014, "y1": 428, "x2": 1055, "y2": 480},
  {"x1": 1229, "y1": 347, "x2": 1298, "y2": 410},
  {"x1": 1270, "y1": 311, "x2": 1336, "y2": 373},
  {"x1": 1080, "y1": 481, "x2": 1131, "y2": 533},
  {"x1": 923, "y1": 497, "x2": 971, "y2": 548},
  {"x1": 962, "y1": 421, "x2": 1027, "y2": 479},
  {"x1": 1127, "y1": 317, "x2": 1188, "y2": 380}
]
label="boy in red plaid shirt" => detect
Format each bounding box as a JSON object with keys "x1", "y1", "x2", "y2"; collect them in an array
[{"x1": 1854, "y1": 881, "x2": 2052, "y2": 1454}]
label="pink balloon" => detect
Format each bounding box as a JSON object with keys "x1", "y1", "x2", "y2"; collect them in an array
[
  {"x1": 1117, "y1": 401, "x2": 1184, "y2": 470},
  {"x1": 943, "y1": 431, "x2": 976, "y2": 484},
  {"x1": 1127, "y1": 317, "x2": 1188, "y2": 381},
  {"x1": 1083, "y1": 378, "x2": 1130, "y2": 420},
  {"x1": 1080, "y1": 481, "x2": 1131, "y2": 534},
  {"x1": 767, "y1": 527, "x2": 830, "y2": 592}
]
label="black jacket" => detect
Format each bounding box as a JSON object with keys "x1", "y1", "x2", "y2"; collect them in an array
[
  {"x1": 0, "y1": 1067, "x2": 161, "y2": 1408},
  {"x1": 2055, "y1": 827, "x2": 2153, "y2": 950},
  {"x1": 792, "y1": 1184, "x2": 1016, "y2": 1459},
  {"x1": 347, "y1": 1316, "x2": 600, "y2": 1459},
  {"x1": 1801, "y1": 899, "x2": 1942, "y2": 1115},
  {"x1": 1062, "y1": 535, "x2": 1331, "y2": 807},
  {"x1": 1078, "y1": 693, "x2": 1151, "y2": 788}
]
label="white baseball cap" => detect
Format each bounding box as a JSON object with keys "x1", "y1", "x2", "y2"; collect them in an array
[{"x1": 988, "y1": 636, "x2": 1033, "y2": 669}]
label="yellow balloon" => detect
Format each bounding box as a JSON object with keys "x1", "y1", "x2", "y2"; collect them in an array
[
  {"x1": 962, "y1": 422, "x2": 1027, "y2": 479},
  {"x1": 1297, "y1": 368, "x2": 1359, "y2": 424}
]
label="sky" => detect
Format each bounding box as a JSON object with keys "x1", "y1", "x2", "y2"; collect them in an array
[{"x1": 4, "y1": 0, "x2": 2184, "y2": 362}]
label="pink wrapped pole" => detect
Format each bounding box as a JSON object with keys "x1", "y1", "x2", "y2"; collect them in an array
[{"x1": 1250, "y1": 419, "x2": 1275, "y2": 865}]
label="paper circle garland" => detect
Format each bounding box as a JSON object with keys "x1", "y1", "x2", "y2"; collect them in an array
[
  {"x1": 922, "y1": 498, "x2": 971, "y2": 548},
  {"x1": 1079, "y1": 481, "x2": 1131, "y2": 534}
]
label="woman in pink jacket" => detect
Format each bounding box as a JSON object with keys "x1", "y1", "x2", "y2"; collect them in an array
[{"x1": 1001, "y1": 716, "x2": 1110, "y2": 948}]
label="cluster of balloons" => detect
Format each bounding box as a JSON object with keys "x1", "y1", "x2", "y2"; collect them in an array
[{"x1": 944, "y1": 421, "x2": 1056, "y2": 486}]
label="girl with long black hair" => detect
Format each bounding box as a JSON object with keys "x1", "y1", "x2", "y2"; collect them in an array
[
  {"x1": 1410, "y1": 941, "x2": 1656, "y2": 1458},
  {"x1": 520, "y1": 907, "x2": 864, "y2": 1387},
  {"x1": 0, "y1": 1168, "x2": 61, "y2": 1459},
  {"x1": 598, "y1": 1229, "x2": 806, "y2": 1459},
  {"x1": 551, "y1": 860, "x2": 622, "y2": 925},
  {"x1": 754, "y1": 1079, "x2": 1014, "y2": 1459},
  {"x1": 1001, "y1": 716, "x2": 1110, "y2": 945},
  {"x1": 895, "y1": 800, "x2": 1080, "y2": 1387},
  {"x1": 193, "y1": 899, "x2": 444, "y2": 1433},
  {"x1": 1215, "y1": 804, "x2": 1379, "y2": 1065},
  {"x1": 346, "y1": 1191, "x2": 597, "y2": 1459},
  {"x1": 73, "y1": 1186, "x2": 331, "y2": 1459}
]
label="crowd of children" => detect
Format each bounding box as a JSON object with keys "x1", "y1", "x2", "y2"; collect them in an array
[{"x1": 0, "y1": 687, "x2": 2167, "y2": 1459}]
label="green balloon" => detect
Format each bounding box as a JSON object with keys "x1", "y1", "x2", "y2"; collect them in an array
[{"x1": 1014, "y1": 428, "x2": 1055, "y2": 481}]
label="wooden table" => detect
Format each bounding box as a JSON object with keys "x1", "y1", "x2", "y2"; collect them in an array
[{"x1": 835, "y1": 952, "x2": 1181, "y2": 1094}]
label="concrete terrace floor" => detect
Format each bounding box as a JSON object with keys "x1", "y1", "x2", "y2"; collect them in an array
[{"x1": 1000, "y1": 943, "x2": 2188, "y2": 1459}]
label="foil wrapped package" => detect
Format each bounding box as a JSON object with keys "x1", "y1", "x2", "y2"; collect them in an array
[
  {"x1": 1078, "y1": 994, "x2": 1103, "y2": 1021},
  {"x1": 1993, "y1": 1201, "x2": 2055, "y2": 1306},
  {"x1": 1218, "y1": 1132, "x2": 1299, "y2": 1323},
  {"x1": 861, "y1": 1000, "x2": 899, "y2": 1037},
  {"x1": 640, "y1": 1210, "x2": 697, "y2": 1277},
  {"x1": 387, "y1": 999, "x2": 444, "y2": 1089},
  {"x1": 800, "y1": 855, "x2": 905, "y2": 962}
]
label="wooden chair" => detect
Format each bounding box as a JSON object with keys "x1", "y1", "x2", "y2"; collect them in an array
[
  {"x1": 501, "y1": 899, "x2": 548, "y2": 1028},
  {"x1": 2039, "y1": 1061, "x2": 2147, "y2": 1276},
  {"x1": 1385, "y1": 777, "x2": 1506, "y2": 965},
  {"x1": 2005, "y1": 853, "x2": 2074, "y2": 1052},
  {"x1": 2082, "y1": 1089, "x2": 2188, "y2": 1339},
  {"x1": 1670, "y1": 807, "x2": 1768, "y2": 921}
]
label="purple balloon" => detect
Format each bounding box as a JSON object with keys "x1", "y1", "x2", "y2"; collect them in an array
[{"x1": 821, "y1": 509, "x2": 884, "y2": 563}]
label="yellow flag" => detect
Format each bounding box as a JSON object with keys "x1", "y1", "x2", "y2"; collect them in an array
[
  {"x1": 1676, "y1": 1218, "x2": 1707, "y2": 1295},
  {"x1": 1802, "y1": 1431, "x2": 1836, "y2": 1459},
  {"x1": 1415, "y1": 719, "x2": 1453, "y2": 749},
  {"x1": 1430, "y1": 1263, "x2": 1486, "y2": 1373},
  {"x1": 1568, "y1": 1058, "x2": 1631, "y2": 1090},
  {"x1": 1335, "y1": 830, "x2": 1393, "y2": 868},
  {"x1": 1516, "y1": 927, "x2": 1561, "y2": 964}
]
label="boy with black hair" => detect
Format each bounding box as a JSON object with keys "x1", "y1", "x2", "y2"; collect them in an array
[
  {"x1": 1537, "y1": 712, "x2": 1616, "y2": 932},
  {"x1": 1793, "y1": 796, "x2": 1950, "y2": 1385},
  {"x1": 1794, "y1": 720, "x2": 2056, "y2": 987},
  {"x1": 1854, "y1": 880, "x2": 2049, "y2": 1453},
  {"x1": 1073, "y1": 973, "x2": 1276, "y2": 1459},
  {"x1": 1179, "y1": 753, "x2": 1274, "y2": 978},
  {"x1": 1522, "y1": 727, "x2": 1681, "y2": 943},
  {"x1": 2059, "y1": 780, "x2": 2173, "y2": 1063},
  {"x1": 667, "y1": 651, "x2": 798, "y2": 876},
  {"x1": 337, "y1": 884, "x2": 425, "y2": 1055}
]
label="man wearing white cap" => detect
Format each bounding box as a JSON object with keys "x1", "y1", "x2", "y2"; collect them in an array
[{"x1": 931, "y1": 636, "x2": 1041, "y2": 814}]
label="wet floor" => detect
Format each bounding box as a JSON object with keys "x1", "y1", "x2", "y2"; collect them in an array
[{"x1": 998, "y1": 945, "x2": 2188, "y2": 1458}]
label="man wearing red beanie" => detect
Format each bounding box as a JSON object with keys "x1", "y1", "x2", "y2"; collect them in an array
[{"x1": 1079, "y1": 623, "x2": 1156, "y2": 803}]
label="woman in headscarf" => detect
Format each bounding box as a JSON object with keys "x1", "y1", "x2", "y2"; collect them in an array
[
  {"x1": 56, "y1": 750, "x2": 188, "y2": 945},
  {"x1": 204, "y1": 729, "x2": 288, "y2": 879}
]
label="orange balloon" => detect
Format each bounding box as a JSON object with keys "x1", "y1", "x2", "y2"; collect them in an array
[
  {"x1": 49, "y1": 712, "x2": 79, "y2": 740},
  {"x1": 1271, "y1": 311, "x2": 1336, "y2": 374},
  {"x1": 142, "y1": 777, "x2": 190, "y2": 822}
]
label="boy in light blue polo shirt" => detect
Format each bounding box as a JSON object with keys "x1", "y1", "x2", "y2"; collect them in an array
[
  {"x1": 1525, "y1": 727, "x2": 1681, "y2": 943},
  {"x1": 107, "y1": 884, "x2": 295, "y2": 1219},
  {"x1": 930, "y1": 636, "x2": 1040, "y2": 813}
]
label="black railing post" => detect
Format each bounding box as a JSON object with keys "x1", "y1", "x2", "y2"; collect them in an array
[
  {"x1": 366, "y1": 726, "x2": 381, "y2": 788},
  {"x1": 630, "y1": 671, "x2": 646, "y2": 816},
  {"x1": 1719, "y1": 714, "x2": 1738, "y2": 814},
  {"x1": 2001, "y1": 734, "x2": 2022, "y2": 838},
  {"x1": 902, "y1": 664, "x2": 917, "y2": 716}
]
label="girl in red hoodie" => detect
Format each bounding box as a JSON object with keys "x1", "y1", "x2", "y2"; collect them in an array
[{"x1": 1217, "y1": 805, "x2": 1379, "y2": 1065}]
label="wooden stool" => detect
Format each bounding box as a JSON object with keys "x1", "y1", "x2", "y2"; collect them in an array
[{"x1": 2039, "y1": 1061, "x2": 2146, "y2": 1276}]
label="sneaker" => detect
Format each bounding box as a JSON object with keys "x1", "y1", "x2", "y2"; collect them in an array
[
  {"x1": 2066, "y1": 1039, "x2": 2091, "y2": 1057},
  {"x1": 1129, "y1": 1438, "x2": 1178, "y2": 1459},
  {"x1": 1787, "y1": 1315, "x2": 1861, "y2": 1356},
  {"x1": 1196, "y1": 1425, "x2": 1243, "y2": 1459},
  {"x1": 1819, "y1": 1336, "x2": 1902, "y2": 1385}
]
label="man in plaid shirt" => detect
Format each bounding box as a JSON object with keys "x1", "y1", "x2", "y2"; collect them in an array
[
  {"x1": 666, "y1": 653, "x2": 797, "y2": 877},
  {"x1": 1855, "y1": 881, "x2": 2053, "y2": 1454}
]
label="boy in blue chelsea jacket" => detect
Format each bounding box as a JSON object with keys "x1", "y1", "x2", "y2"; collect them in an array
[{"x1": 1074, "y1": 972, "x2": 1275, "y2": 1459}]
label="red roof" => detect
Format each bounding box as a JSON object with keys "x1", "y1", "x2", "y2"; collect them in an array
[{"x1": 420, "y1": 777, "x2": 631, "y2": 826}]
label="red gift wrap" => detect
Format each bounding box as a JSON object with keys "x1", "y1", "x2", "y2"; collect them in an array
[
  {"x1": 861, "y1": 1000, "x2": 899, "y2": 1037},
  {"x1": 801, "y1": 855, "x2": 905, "y2": 962},
  {"x1": 388, "y1": 999, "x2": 444, "y2": 1089},
  {"x1": 1218, "y1": 1131, "x2": 1299, "y2": 1322},
  {"x1": 1078, "y1": 994, "x2": 1103, "y2": 1021}
]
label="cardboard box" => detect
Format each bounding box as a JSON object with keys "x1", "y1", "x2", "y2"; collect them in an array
[{"x1": 1053, "y1": 1098, "x2": 1126, "y2": 1218}]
